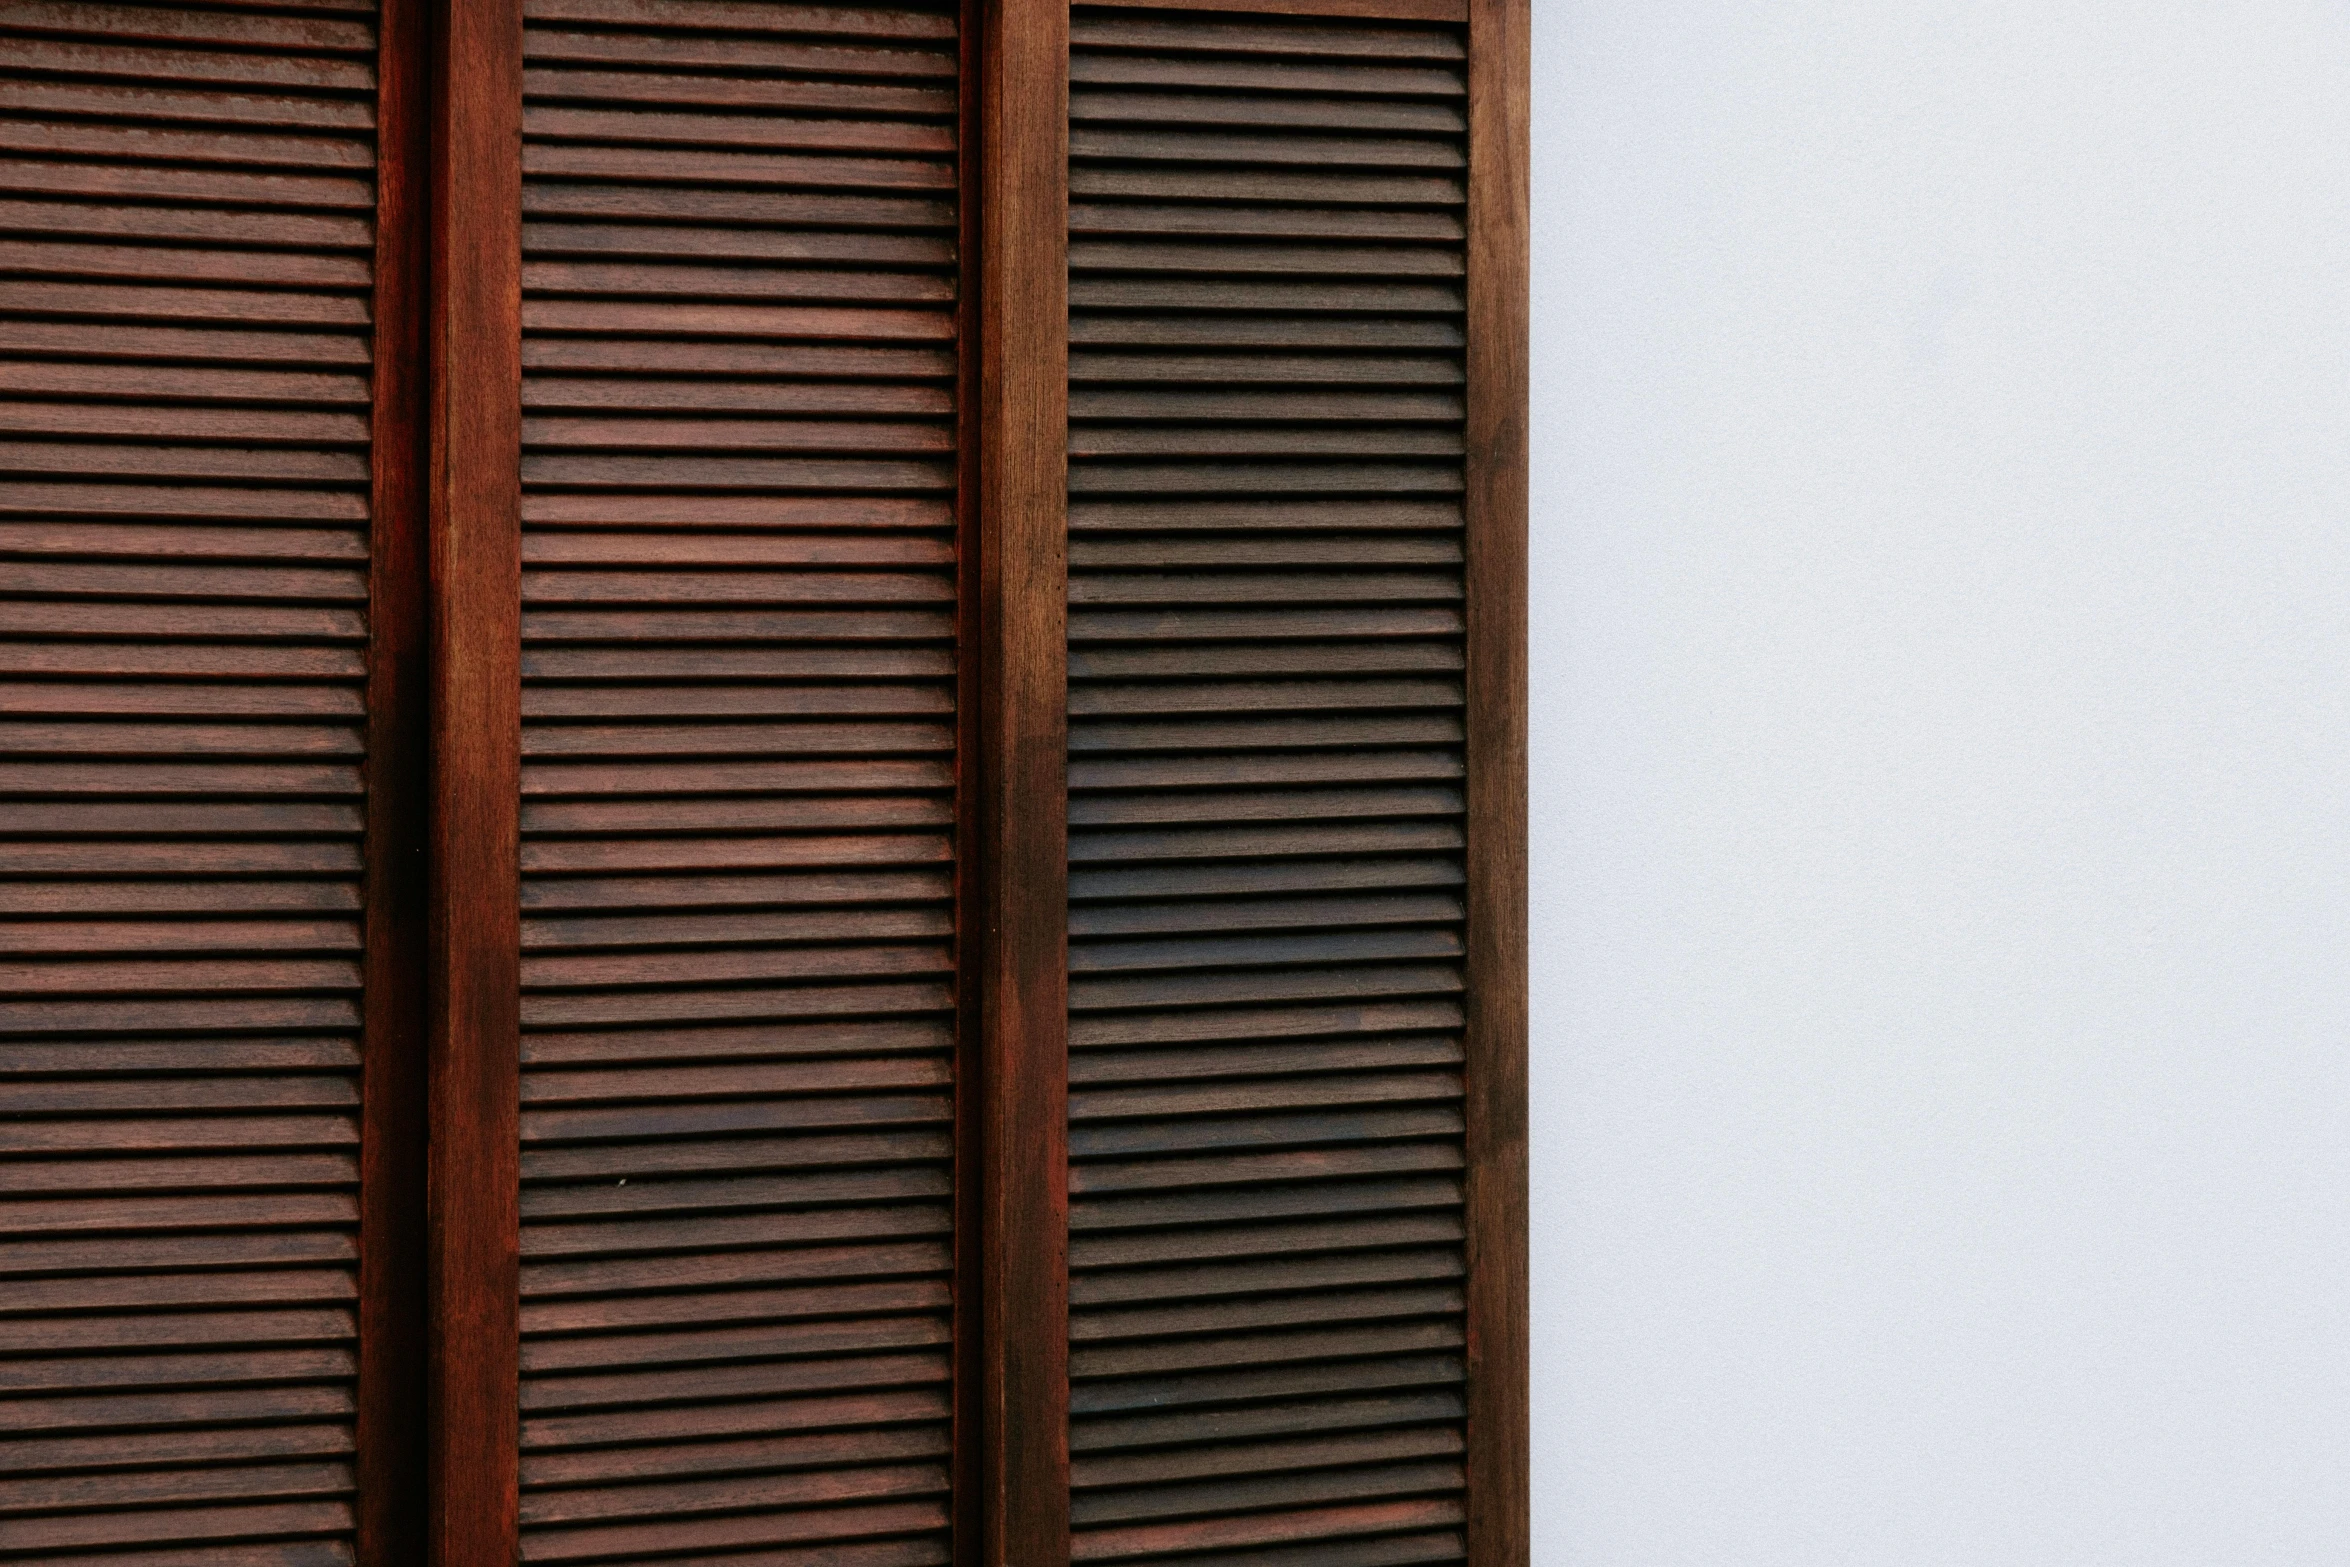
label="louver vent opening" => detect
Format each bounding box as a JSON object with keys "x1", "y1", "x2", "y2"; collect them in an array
[
  {"x1": 1064, "y1": 9, "x2": 1471, "y2": 1566},
  {"x1": 0, "y1": 0, "x2": 382, "y2": 1559},
  {"x1": 512, "y1": 1, "x2": 962, "y2": 1561}
]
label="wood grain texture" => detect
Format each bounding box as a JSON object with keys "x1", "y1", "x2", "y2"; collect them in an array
[
  {"x1": 0, "y1": 1, "x2": 383, "y2": 1556},
  {"x1": 1077, "y1": 0, "x2": 1468, "y2": 23},
  {"x1": 1460, "y1": 0, "x2": 1528, "y2": 1561},
  {"x1": 511, "y1": 3, "x2": 964, "y2": 1561},
  {"x1": 980, "y1": 0, "x2": 1073, "y2": 1562},
  {"x1": 426, "y1": 0, "x2": 524, "y2": 1561},
  {"x1": 953, "y1": 0, "x2": 984, "y2": 1562},
  {"x1": 1064, "y1": 7, "x2": 1474, "y2": 1564},
  {"x1": 357, "y1": 0, "x2": 431, "y2": 1558}
]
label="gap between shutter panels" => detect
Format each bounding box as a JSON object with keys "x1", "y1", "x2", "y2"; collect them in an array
[
  {"x1": 0, "y1": 0, "x2": 382, "y2": 1562},
  {"x1": 1065, "y1": 9, "x2": 1470, "y2": 1567},
  {"x1": 513, "y1": 0, "x2": 960, "y2": 1563}
]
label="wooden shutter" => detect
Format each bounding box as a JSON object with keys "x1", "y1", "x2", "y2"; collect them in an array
[
  {"x1": 2, "y1": 0, "x2": 1520, "y2": 1557},
  {"x1": 1059, "y1": 8, "x2": 1481, "y2": 1564},
  {"x1": 503, "y1": 2, "x2": 967, "y2": 1561},
  {"x1": 0, "y1": 0, "x2": 425, "y2": 1559}
]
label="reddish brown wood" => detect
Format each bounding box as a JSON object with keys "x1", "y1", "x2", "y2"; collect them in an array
[
  {"x1": 425, "y1": 0, "x2": 524, "y2": 1561},
  {"x1": 1462, "y1": 0, "x2": 1530, "y2": 1560},
  {"x1": 0, "y1": 0, "x2": 386, "y2": 1550},
  {"x1": 1080, "y1": 0, "x2": 1468, "y2": 21},
  {"x1": 978, "y1": 0, "x2": 1072, "y2": 1561}
]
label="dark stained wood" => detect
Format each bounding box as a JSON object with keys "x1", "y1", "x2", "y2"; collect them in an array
[
  {"x1": 525, "y1": 64, "x2": 952, "y2": 118},
  {"x1": 519, "y1": 1460, "x2": 948, "y2": 1527},
  {"x1": 1076, "y1": 17, "x2": 1463, "y2": 64},
  {"x1": 523, "y1": 221, "x2": 951, "y2": 264},
  {"x1": 523, "y1": 0, "x2": 952, "y2": 39},
  {"x1": 524, "y1": 103, "x2": 954, "y2": 154},
  {"x1": 1, "y1": 116, "x2": 375, "y2": 169},
  {"x1": 1071, "y1": 1457, "x2": 1464, "y2": 1527},
  {"x1": 521, "y1": 262, "x2": 953, "y2": 304},
  {"x1": 979, "y1": 1, "x2": 1072, "y2": 1565},
  {"x1": 1460, "y1": 0, "x2": 1529, "y2": 1562},
  {"x1": 0, "y1": 36, "x2": 374, "y2": 94},
  {"x1": 1070, "y1": 125, "x2": 1464, "y2": 170},
  {"x1": 1070, "y1": 1500, "x2": 1465, "y2": 1563},
  {"x1": 1072, "y1": 201, "x2": 1462, "y2": 241},
  {"x1": 508, "y1": 6, "x2": 964, "y2": 1562},
  {"x1": 0, "y1": 1, "x2": 1520, "y2": 1551},
  {"x1": 1059, "y1": 10, "x2": 1485, "y2": 1565},
  {"x1": 0, "y1": 1, "x2": 386, "y2": 1555},
  {"x1": 1069, "y1": 51, "x2": 1463, "y2": 99},
  {"x1": 424, "y1": 0, "x2": 524, "y2": 1562},
  {"x1": 0, "y1": 1, "x2": 376, "y2": 50},
  {"x1": 1082, "y1": 0, "x2": 1466, "y2": 21},
  {"x1": 952, "y1": 4, "x2": 984, "y2": 1562},
  {"x1": 522, "y1": 25, "x2": 954, "y2": 78},
  {"x1": 0, "y1": 240, "x2": 370, "y2": 291},
  {"x1": 0, "y1": 74, "x2": 373, "y2": 129},
  {"x1": 355, "y1": 0, "x2": 430, "y2": 1557}
]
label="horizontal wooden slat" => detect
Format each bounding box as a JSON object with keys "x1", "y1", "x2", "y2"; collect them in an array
[
  {"x1": 0, "y1": 35, "x2": 374, "y2": 93},
  {"x1": 525, "y1": 104, "x2": 952, "y2": 155},
  {"x1": 524, "y1": 65, "x2": 949, "y2": 119}
]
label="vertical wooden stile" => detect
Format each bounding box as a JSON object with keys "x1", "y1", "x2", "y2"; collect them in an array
[
  {"x1": 978, "y1": 0, "x2": 1073, "y2": 1560},
  {"x1": 1462, "y1": 0, "x2": 1529, "y2": 1561},
  {"x1": 359, "y1": 0, "x2": 433, "y2": 1555},
  {"x1": 426, "y1": 0, "x2": 524, "y2": 1558},
  {"x1": 955, "y1": 0, "x2": 988, "y2": 1560}
]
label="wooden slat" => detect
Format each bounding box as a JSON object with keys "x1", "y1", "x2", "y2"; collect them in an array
[{"x1": 1079, "y1": 0, "x2": 1466, "y2": 23}]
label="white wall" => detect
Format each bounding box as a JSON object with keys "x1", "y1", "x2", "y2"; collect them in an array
[{"x1": 1529, "y1": 4, "x2": 2350, "y2": 1562}]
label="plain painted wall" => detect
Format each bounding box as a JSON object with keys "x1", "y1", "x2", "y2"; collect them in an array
[{"x1": 1529, "y1": 4, "x2": 2350, "y2": 1562}]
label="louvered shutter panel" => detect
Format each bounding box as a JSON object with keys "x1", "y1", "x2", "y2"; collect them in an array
[
  {"x1": 1062, "y1": 9, "x2": 1476, "y2": 1565},
  {"x1": 511, "y1": 2, "x2": 963, "y2": 1560},
  {"x1": 0, "y1": 0, "x2": 389, "y2": 1558}
]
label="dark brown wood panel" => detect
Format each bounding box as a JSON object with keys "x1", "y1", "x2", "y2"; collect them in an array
[
  {"x1": 357, "y1": 0, "x2": 427, "y2": 1558},
  {"x1": 514, "y1": 2, "x2": 963, "y2": 1561},
  {"x1": 0, "y1": 0, "x2": 389, "y2": 1559},
  {"x1": 1064, "y1": 8, "x2": 1472, "y2": 1565},
  {"x1": 425, "y1": 0, "x2": 523, "y2": 1559},
  {"x1": 976, "y1": 0, "x2": 1072, "y2": 1559},
  {"x1": 1459, "y1": 0, "x2": 1526, "y2": 1561}
]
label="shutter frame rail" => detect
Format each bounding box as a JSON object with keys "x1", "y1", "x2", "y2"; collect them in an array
[{"x1": 1460, "y1": 0, "x2": 1528, "y2": 1562}]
